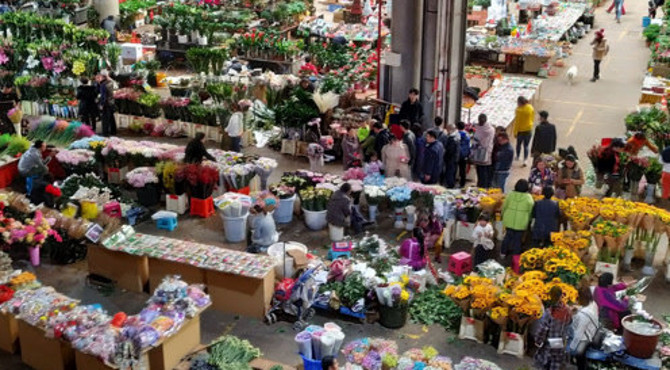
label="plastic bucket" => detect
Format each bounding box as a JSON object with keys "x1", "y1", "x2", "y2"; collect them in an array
[
  {"x1": 329, "y1": 224, "x2": 344, "y2": 241},
  {"x1": 622, "y1": 315, "x2": 662, "y2": 359},
  {"x1": 267, "y1": 242, "x2": 307, "y2": 278},
  {"x1": 643, "y1": 16, "x2": 651, "y2": 28},
  {"x1": 274, "y1": 195, "x2": 296, "y2": 224},
  {"x1": 378, "y1": 304, "x2": 408, "y2": 329},
  {"x1": 302, "y1": 208, "x2": 327, "y2": 231},
  {"x1": 28, "y1": 246, "x2": 40, "y2": 266},
  {"x1": 222, "y1": 214, "x2": 248, "y2": 242},
  {"x1": 300, "y1": 354, "x2": 321, "y2": 370}
]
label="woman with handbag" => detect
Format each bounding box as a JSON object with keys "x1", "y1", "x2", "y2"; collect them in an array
[
  {"x1": 534, "y1": 286, "x2": 572, "y2": 370},
  {"x1": 568, "y1": 285, "x2": 599, "y2": 370}
]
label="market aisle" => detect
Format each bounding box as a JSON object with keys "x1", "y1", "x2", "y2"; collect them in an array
[{"x1": 507, "y1": 0, "x2": 651, "y2": 188}]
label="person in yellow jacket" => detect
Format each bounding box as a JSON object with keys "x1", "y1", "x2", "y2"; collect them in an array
[{"x1": 513, "y1": 96, "x2": 534, "y2": 167}]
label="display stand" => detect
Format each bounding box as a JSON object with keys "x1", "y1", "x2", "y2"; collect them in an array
[
  {"x1": 148, "y1": 313, "x2": 202, "y2": 370},
  {"x1": 149, "y1": 258, "x2": 206, "y2": 293},
  {"x1": 0, "y1": 312, "x2": 18, "y2": 353},
  {"x1": 18, "y1": 320, "x2": 75, "y2": 370},
  {"x1": 87, "y1": 244, "x2": 149, "y2": 293},
  {"x1": 206, "y1": 268, "x2": 275, "y2": 319}
]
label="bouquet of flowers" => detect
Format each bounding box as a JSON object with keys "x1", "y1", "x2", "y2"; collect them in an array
[
  {"x1": 221, "y1": 163, "x2": 257, "y2": 190},
  {"x1": 551, "y1": 230, "x2": 592, "y2": 253},
  {"x1": 443, "y1": 276, "x2": 498, "y2": 317},
  {"x1": 3, "y1": 210, "x2": 61, "y2": 249},
  {"x1": 342, "y1": 167, "x2": 366, "y2": 181},
  {"x1": 155, "y1": 161, "x2": 185, "y2": 195},
  {"x1": 299, "y1": 186, "x2": 332, "y2": 212},
  {"x1": 253, "y1": 157, "x2": 277, "y2": 189},
  {"x1": 250, "y1": 191, "x2": 278, "y2": 213},
  {"x1": 592, "y1": 219, "x2": 630, "y2": 251},
  {"x1": 386, "y1": 186, "x2": 411, "y2": 209},
  {"x1": 364, "y1": 185, "x2": 386, "y2": 205},
  {"x1": 519, "y1": 246, "x2": 587, "y2": 286},
  {"x1": 342, "y1": 338, "x2": 398, "y2": 369},
  {"x1": 56, "y1": 149, "x2": 96, "y2": 175},
  {"x1": 125, "y1": 167, "x2": 159, "y2": 189},
  {"x1": 375, "y1": 280, "x2": 410, "y2": 308},
  {"x1": 269, "y1": 184, "x2": 296, "y2": 199},
  {"x1": 177, "y1": 164, "x2": 219, "y2": 199}
]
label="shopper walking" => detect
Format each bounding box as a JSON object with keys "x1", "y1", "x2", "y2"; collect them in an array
[
  {"x1": 226, "y1": 102, "x2": 245, "y2": 153},
  {"x1": 382, "y1": 136, "x2": 411, "y2": 180},
  {"x1": 421, "y1": 130, "x2": 444, "y2": 185},
  {"x1": 443, "y1": 124, "x2": 460, "y2": 188},
  {"x1": 534, "y1": 286, "x2": 572, "y2": 370},
  {"x1": 501, "y1": 179, "x2": 534, "y2": 271},
  {"x1": 531, "y1": 111, "x2": 557, "y2": 158},
  {"x1": 473, "y1": 114, "x2": 495, "y2": 188},
  {"x1": 97, "y1": 70, "x2": 116, "y2": 137},
  {"x1": 400, "y1": 120, "x2": 416, "y2": 171},
  {"x1": 76, "y1": 77, "x2": 99, "y2": 132},
  {"x1": 591, "y1": 29, "x2": 609, "y2": 82},
  {"x1": 607, "y1": 0, "x2": 626, "y2": 16},
  {"x1": 568, "y1": 285, "x2": 599, "y2": 370},
  {"x1": 457, "y1": 121, "x2": 471, "y2": 187},
  {"x1": 493, "y1": 132, "x2": 514, "y2": 192},
  {"x1": 531, "y1": 187, "x2": 561, "y2": 247},
  {"x1": 513, "y1": 96, "x2": 534, "y2": 167},
  {"x1": 399, "y1": 88, "x2": 424, "y2": 129}
]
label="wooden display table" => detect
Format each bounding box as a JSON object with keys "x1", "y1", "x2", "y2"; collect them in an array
[
  {"x1": 206, "y1": 268, "x2": 276, "y2": 319},
  {"x1": 18, "y1": 320, "x2": 75, "y2": 370},
  {"x1": 0, "y1": 311, "x2": 18, "y2": 353},
  {"x1": 87, "y1": 244, "x2": 149, "y2": 293},
  {"x1": 148, "y1": 258, "x2": 205, "y2": 293}
]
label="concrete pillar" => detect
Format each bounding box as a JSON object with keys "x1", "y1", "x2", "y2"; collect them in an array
[
  {"x1": 93, "y1": 0, "x2": 119, "y2": 21},
  {"x1": 389, "y1": 0, "x2": 420, "y2": 106},
  {"x1": 420, "y1": 0, "x2": 438, "y2": 126},
  {"x1": 446, "y1": 0, "x2": 468, "y2": 126}
]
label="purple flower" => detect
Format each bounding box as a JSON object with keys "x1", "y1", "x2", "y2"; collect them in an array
[
  {"x1": 0, "y1": 51, "x2": 9, "y2": 65},
  {"x1": 41, "y1": 56, "x2": 54, "y2": 71},
  {"x1": 53, "y1": 59, "x2": 66, "y2": 74}
]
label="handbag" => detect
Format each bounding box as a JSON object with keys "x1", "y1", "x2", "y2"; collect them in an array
[
  {"x1": 470, "y1": 145, "x2": 488, "y2": 164},
  {"x1": 547, "y1": 310, "x2": 567, "y2": 350}
]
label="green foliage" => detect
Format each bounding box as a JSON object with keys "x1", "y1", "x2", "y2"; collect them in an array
[
  {"x1": 644, "y1": 24, "x2": 662, "y2": 43},
  {"x1": 645, "y1": 157, "x2": 663, "y2": 184},
  {"x1": 409, "y1": 286, "x2": 463, "y2": 331},
  {"x1": 207, "y1": 335, "x2": 262, "y2": 370},
  {"x1": 274, "y1": 88, "x2": 319, "y2": 128}
]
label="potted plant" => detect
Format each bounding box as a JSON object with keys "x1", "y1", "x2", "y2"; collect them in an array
[
  {"x1": 137, "y1": 92, "x2": 161, "y2": 118},
  {"x1": 55, "y1": 149, "x2": 96, "y2": 176},
  {"x1": 126, "y1": 167, "x2": 161, "y2": 207}
]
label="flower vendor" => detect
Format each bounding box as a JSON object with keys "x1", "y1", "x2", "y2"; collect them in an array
[
  {"x1": 18, "y1": 140, "x2": 52, "y2": 179},
  {"x1": 399, "y1": 227, "x2": 427, "y2": 270},
  {"x1": 225, "y1": 102, "x2": 246, "y2": 153},
  {"x1": 184, "y1": 133, "x2": 216, "y2": 164},
  {"x1": 596, "y1": 138, "x2": 625, "y2": 197},
  {"x1": 531, "y1": 187, "x2": 561, "y2": 247},
  {"x1": 327, "y1": 183, "x2": 355, "y2": 232},
  {"x1": 626, "y1": 132, "x2": 658, "y2": 155},
  {"x1": 418, "y1": 213, "x2": 444, "y2": 263},
  {"x1": 249, "y1": 204, "x2": 278, "y2": 253},
  {"x1": 501, "y1": 179, "x2": 534, "y2": 271},
  {"x1": 321, "y1": 355, "x2": 339, "y2": 370},
  {"x1": 593, "y1": 272, "x2": 632, "y2": 332},
  {"x1": 472, "y1": 213, "x2": 494, "y2": 267},
  {"x1": 569, "y1": 285, "x2": 599, "y2": 370},
  {"x1": 555, "y1": 154, "x2": 585, "y2": 199},
  {"x1": 534, "y1": 286, "x2": 572, "y2": 370}
]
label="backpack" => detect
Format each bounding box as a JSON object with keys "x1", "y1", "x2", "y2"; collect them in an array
[{"x1": 459, "y1": 131, "x2": 471, "y2": 158}]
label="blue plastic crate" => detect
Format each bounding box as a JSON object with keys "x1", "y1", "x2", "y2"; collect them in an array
[
  {"x1": 156, "y1": 217, "x2": 178, "y2": 231},
  {"x1": 327, "y1": 250, "x2": 351, "y2": 260}
]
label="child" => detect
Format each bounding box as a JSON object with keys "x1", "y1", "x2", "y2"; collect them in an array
[
  {"x1": 364, "y1": 153, "x2": 384, "y2": 176},
  {"x1": 472, "y1": 213, "x2": 495, "y2": 267}
]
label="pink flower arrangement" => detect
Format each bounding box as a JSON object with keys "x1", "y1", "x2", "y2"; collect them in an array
[
  {"x1": 126, "y1": 167, "x2": 159, "y2": 188},
  {"x1": 342, "y1": 167, "x2": 366, "y2": 181},
  {"x1": 3, "y1": 210, "x2": 61, "y2": 247},
  {"x1": 55, "y1": 149, "x2": 95, "y2": 166}
]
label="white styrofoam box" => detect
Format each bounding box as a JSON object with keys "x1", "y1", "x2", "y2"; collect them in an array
[
  {"x1": 121, "y1": 43, "x2": 143, "y2": 61},
  {"x1": 498, "y1": 331, "x2": 526, "y2": 358},
  {"x1": 595, "y1": 261, "x2": 619, "y2": 282},
  {"x1": 455, "y1": 221, "x2": 476, "y2": 242},
  {"x1": 166, "y1": 193, "x2": 189, "y2": 215},
  {"x1": 458, "y1": 316, "x2": 484, "y2": 343}
]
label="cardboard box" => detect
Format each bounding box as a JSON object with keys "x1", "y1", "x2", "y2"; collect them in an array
[
  {"x1": 149, "y1": 258, "x2": 205, "y2": 293},
  {"x1": 287, "y1": 249, "x2": 308, "y2": 270},
  {"x1": 0, "y1": 312, "x2": 18, "y2": 353},
  {"x1": 18, "y1": 320, "x2": 75, "y2": 370},
  {"x1": 148, "y1": 314, "x2": 201, "y2": 370},
  {"x1": 250, "y1": 358, "x2": 298, "y2": 370},
  {"x1": 87, "y1": 244, "x2": 149, "y2": 293},
  {"x1": 206, "y1": 268, "x2": 275, "y2": 319},
  {"x1": 75, "y1": 351, "x2": 150, "y2": 370}
]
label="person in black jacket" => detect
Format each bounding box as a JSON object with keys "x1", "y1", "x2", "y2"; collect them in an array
[
  {"x1": 77, "y1": 77, "x2": 99, "y2": 132},
  {"x1": 493, "y1": 132, "x2": 514, "y2": 192},
  {"x1": 400, "y1": 120, "x2": 416, "y2": 169},
  {"x1": 184, "y1": 133, "x2": 215, "y2": 164},
  {"x1": 399, "y1": 88, "x2": 424, "y2": 128},
  {"x1": 421, "y1": 130, "x2": 444, "y2": 184},
  {"x1": 372, "y1": 121, "x2": 392, "y2": 159},
  {"x1": 531, "y1": 186, "x2": 561, "y2": 247},
  {"x1": 530, "y1": 111, "x2": 557, "y2": 158},
  {"x1": 443, "y1": 124, "x2": 460, "y2": 188}
]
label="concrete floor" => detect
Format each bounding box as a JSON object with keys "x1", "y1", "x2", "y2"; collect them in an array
[{"x1": 0, "y1": 2, "x2": 666, "y2": 369}]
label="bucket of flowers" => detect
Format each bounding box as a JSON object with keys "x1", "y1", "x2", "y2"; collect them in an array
[
  {"x1": 269, "y1": 183, "x2": 296, "y2": 224},
  {"x1": 221, "y1": 163, "x2": 257, "y2": 195},
  {"x1": 178, "y1": 164, "x2": 219, "y2": 200},
  {"x1": 364, "y1": 185, "x2": 386, "y2": 222},
  {"x1": 299, "y1": 186, "x2": 332, "y2": 230},
  {"x1": 1, "y1": 209, "x2": 61, "y2": 266},
  {"x1": 126, "y1": 167, "x2": 160, "y2": 207},
  {"x1": 55, "y1": 149, "x2": 96, "y2": 176},
  {"x1": 376, "y1": 279, "x2": 411, "y2": 329},
  {"x1": 386, "y1": 185, "x2": 411, "y2": 229}
]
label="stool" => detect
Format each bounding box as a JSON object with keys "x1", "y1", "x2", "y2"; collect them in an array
[
  {"x1": 103, "y1": 201, "x2": 122, "y2": 218},
  {"x1": 448, "y1": 251, "x2": 472, "y2": 276},
  {"x1": 190, "y1": 196, "x2": 215, "y2": 218},
  {"x1": 327, "y1": 250, "x2": 351, "y2": 260},
  {"x1": 156, "y1": 217, "x2": 178, "y2": 231}
]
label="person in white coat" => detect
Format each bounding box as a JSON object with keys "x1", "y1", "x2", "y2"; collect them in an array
[
  {"x1": 568, "y1": 285, "x2": 599, "y2": 370},
  {"x1": 226, "y1": 102, "x2": 244, "y2": 152}
]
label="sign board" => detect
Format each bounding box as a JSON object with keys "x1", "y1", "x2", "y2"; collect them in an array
[{"x1": 381, "y1": 51, "x2": 402, "y2": 67}]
